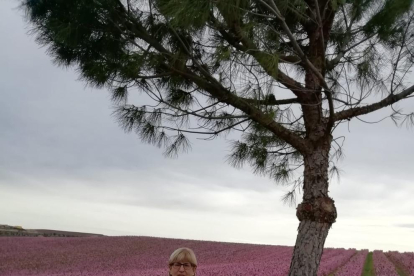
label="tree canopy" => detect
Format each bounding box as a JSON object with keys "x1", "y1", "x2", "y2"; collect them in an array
[{"x1": 22, "y1": 0, "x2": 414, "y2": 274}]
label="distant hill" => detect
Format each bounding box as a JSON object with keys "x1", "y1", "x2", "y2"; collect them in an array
[{"x1": 0, "y1": 224, "x2": 104, "y2": 237}]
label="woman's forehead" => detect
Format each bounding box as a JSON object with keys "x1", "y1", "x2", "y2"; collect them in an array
[
  {"x1": 174, "y1": 256, "x2": 190, "y2": 262},
  {"x1": 172, "y1": 253, "x2": 192, "y2": 263}
]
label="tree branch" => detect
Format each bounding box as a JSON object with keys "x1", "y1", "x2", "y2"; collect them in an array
[
  {"x1": 279, "y1": 55, "x2": 302, "y2": 64},
  {"x1": 177, "y1": 68, "x2": 309, "y2": 153},
  {"x1": 334, "y1": 85, "x2": 414, "y2": 121},
  {"x1": 159, "y1": 118, "x2": 250, "y2": 136},
  {"x1": 240, "y1": 97, "x2": 299, "y2": 105}
]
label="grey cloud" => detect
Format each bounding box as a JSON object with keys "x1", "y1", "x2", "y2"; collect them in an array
[{"x1": 395, "y1": 224, "x2": 414, "y2": 229}]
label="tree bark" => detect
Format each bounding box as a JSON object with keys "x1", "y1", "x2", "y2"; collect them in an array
[
  {"x1": 288, "y1": 139, "x2": 337, "y2": 276},
  {"x1": 288, "y1": 221, "x2": 331, "y2": 275}
]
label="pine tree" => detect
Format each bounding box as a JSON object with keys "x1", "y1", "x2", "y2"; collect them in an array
[{"x1": 21, "y1": 0, "x2": 414, "y2": 274}]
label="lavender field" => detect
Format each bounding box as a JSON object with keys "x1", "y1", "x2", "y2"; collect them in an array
[{"x1": 1, "y1": 236, "x2": 413, "y2": 276}]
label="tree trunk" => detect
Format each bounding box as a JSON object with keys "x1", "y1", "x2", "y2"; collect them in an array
[
  {"x1": 287, "y1": 2, "x2": 337, "y2": 273},
  {"x1": 288, "y1": 139, "x2": 337, "y2": 276},
  {"x1": 288, "y1": 221, "x2": 331, "y2": 275}
]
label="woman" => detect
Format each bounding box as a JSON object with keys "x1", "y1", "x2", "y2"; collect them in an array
[{"x1": 168, "y1": 247, "x2": 197, "y2": 276}]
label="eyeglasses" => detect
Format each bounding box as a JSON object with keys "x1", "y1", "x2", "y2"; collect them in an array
[{"x1": 170, "y1": 262, "x2": 195, "y2": 271}]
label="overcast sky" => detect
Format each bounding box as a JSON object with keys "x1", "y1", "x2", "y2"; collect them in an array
[{"x1": 1, "y1": 0, "x2": 414, "y2": 253}]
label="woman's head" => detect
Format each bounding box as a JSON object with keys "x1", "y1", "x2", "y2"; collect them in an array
[{"x1": 168, "y1": 248, "x2": 197, "y2": 276}]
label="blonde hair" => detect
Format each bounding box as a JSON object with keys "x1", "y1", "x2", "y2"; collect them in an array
[{"x1": 168, "y1": 247, "x2": 198, "y2": 267}]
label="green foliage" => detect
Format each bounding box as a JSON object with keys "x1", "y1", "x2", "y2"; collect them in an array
[
  {"x1": 215, "y1": 0, "x2": 251, "y2": 24},
  {"x1": 349, "y1": 0, "x2": 376, "y2": 22},
  {"x1": 269, "y1": 161, "x2": 292, "y2": 183},
  {"x1": 354, "y1": 46, "x2": 382, "y2": 91},
  {"x1": 115, "y1": 105, "x2": 194, "y2": 156},
  {"x1": 330, "y1": 0, "x2": 346, "y2": 11},
  {"x1": 228, "y1": 120, "x2": 302, "y2": 185},
  {"x1": 364, "y1": 0, "x2": 414, "y2": 40},
  {"x1": 155, "y1": 0, "x2": 211, "y2": 30},
  {"x1": 24, "y1": 0, "x2": 160, "y2": 106},
  {"x1": 164, "y1": 133, "x2": 192, "y2": 158},
  {"x1": 165, "y1": 88, "x2": 194, "y2": 108},
  {"x1": 328, "y1": 164, "x2": 342, "y2": 182},
  {"x1": 112, "y1": 86, "x2": 128, "y2": 103},
  {"x1": 214, "y1": 45, "x2": 232, "y2": 62},
  {"x1": 257, "y1": 52, "x2": 279, "y2": 78}
]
